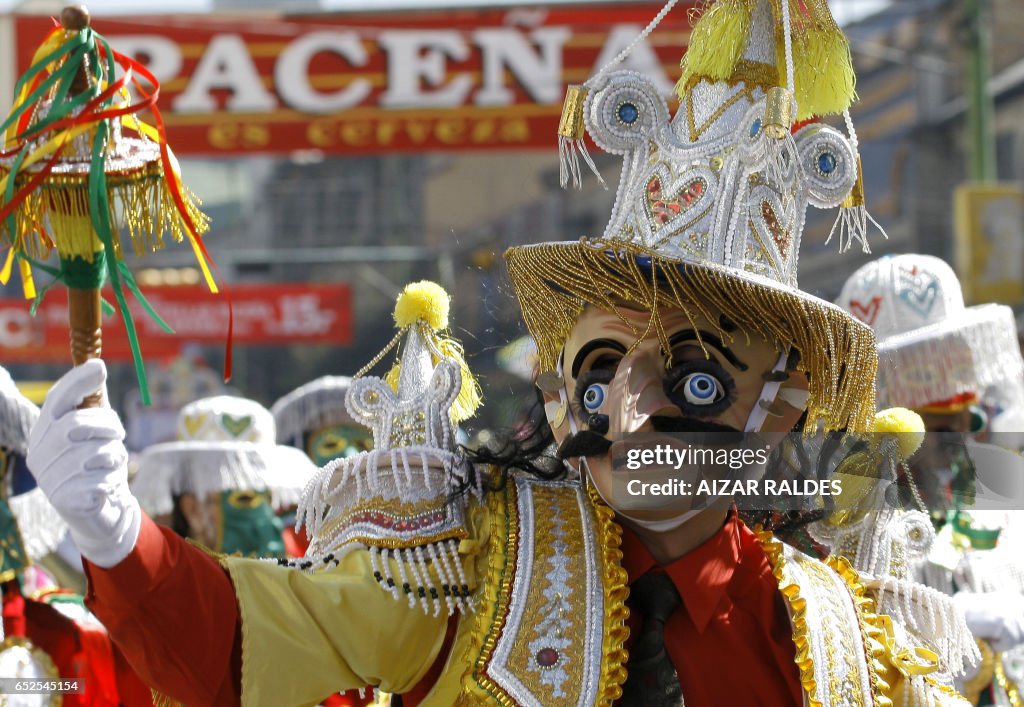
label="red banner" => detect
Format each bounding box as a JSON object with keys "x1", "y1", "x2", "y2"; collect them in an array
[
  {"x1": 13, "y1": 5, "x2": 693, "y2": 155},
  {"x1": 0, "y1": 283, "x2": 352, "y2": 363}
]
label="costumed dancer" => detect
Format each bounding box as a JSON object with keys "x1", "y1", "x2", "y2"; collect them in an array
[
  {"x1": 271, "y1": 376, "x2": 372, "y2": 556},
  {"x1": 24, "y1": 1, "x2": 976, "y2": 704},
  {"x1": 836, "y1": 253, "x2": 1024, "y2": 704},
  {"x1": 131, "y1": 396, "x2": 318, "y2": 557},
  {"x1": 1, "y1": 365, "x2": 151, "y2": 705}
]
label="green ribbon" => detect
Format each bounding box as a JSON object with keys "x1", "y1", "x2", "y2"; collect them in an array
[{"x1": 2, "y1": 26, "x2": 184, "y2": 406}]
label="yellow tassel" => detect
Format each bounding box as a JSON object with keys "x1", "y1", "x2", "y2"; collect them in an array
[
  {"x1": 384, "y1": 362, "x2": 400, "y2": 392},
  {"x1": 677, "y1": 0, "x2": 754, "y2": 97},
  {"x1": 776, "y1": 0, "x2": 857, "y2": 119},
  {"x1": 435, "y1": 335, "x2": 483, "y2": 424},
  {"x1": 383, "y1": 336, "x2": 482, "y2": 423}
]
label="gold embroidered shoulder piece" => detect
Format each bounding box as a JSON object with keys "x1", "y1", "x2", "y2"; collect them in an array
[{"x1": 461, "y1": 476, "x2": 628, "y2": 706}]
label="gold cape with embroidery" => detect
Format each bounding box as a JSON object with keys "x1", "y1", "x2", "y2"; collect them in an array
[{"x1": 221, "y1": 476, "x2": 970, "y2": 706}]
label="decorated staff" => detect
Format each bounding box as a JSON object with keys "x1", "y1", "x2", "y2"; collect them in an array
[{"x1": 0, "y1": 4, "x2": 222, "y2": 405}]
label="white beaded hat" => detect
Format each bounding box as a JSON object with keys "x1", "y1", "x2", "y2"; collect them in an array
[
  {"x1": 836, "y1": 254, "x2": 1024, "y2": 411},
  {"x1": 505, "y1": 0, "x2": 881, "y2": 432},
  {"x1": 131, "y1": 395, "x2": 317, "y2": 516},
  {"x1": 270, "y1": 376, "x2": 357, "y2": 447}
]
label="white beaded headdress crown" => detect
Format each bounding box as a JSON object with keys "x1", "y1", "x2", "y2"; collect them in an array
[
  {"x1": 506, "y1": 0, "x2": 882, "y2": 432},
  {"x1": 295, "y1": 282, "x2": 483, "y2": 617}
]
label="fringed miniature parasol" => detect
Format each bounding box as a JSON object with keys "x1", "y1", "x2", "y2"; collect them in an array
[{"x1": 0, "y1": 5, "x2": 228, "y2": 406}]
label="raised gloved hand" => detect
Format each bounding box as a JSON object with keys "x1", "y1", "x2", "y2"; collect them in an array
[
  {"x1": 26, "y1": 359, "x2": 141, "y2": 568},
  {"x1": 954, "y1": 590, "x2": 1024, "y2": 653}
]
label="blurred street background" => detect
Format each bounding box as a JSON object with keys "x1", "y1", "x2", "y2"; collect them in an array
[{"x1": 2, "y1": 0, "x2": 1022, "y2": 446}]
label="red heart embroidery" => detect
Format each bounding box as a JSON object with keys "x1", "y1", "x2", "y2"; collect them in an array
[
  {"x1": 760, "y1": 201, "x2": 791, "y2": 259},
  {"x1": 849, "y1": 296, "x2": 882, "y2": 325},
  {"x1": 646, "y1": 175, "x2": 706, "y2": 225}
]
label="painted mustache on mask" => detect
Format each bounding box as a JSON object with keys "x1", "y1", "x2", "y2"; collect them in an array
[{"x1": 557, "y1": 417, "x2": 743, "y2": 461}]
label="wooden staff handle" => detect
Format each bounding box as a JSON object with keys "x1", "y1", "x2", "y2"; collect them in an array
[
  {"x1": 62, "y1": 6, "x2": 103, "y2": 408},
  {"x1": 69, "y1": 287, "x2": 103, "y2": 408}
]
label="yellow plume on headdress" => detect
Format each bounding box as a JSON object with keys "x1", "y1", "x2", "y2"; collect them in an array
[
  {"x1": 872, "y1": 407, "x2": 925, "y2": 460},
  {"x1": 385, "y1": 281, "x2": 482, "y2": 424},
  {"x1": 678, "y1": 0, "x2": 856, "y2": 121}
]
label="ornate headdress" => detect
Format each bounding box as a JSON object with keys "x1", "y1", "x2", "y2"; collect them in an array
[
  {"x1": 295, "y1": 282, "x2": 482, "y2": 616},
  {"x1": 131, "y1": 395, "x2": 317, "y2": 555},
  {"x1": 506, "y1": 0, "x2": 880, "y2": 432},
  {"x1": 837, "y1": 254, "x2": 1024, "y2": 411}
]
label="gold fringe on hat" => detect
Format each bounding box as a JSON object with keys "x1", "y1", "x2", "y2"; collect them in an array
[{"x1": 505, "y1": 239, "x2": 878, "y2": 434}]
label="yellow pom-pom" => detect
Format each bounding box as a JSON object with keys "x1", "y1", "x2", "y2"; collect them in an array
[
  {"x1": 873, "y1": 407, "x2": 926, "y2": 460},
  {"x1": 394, "y1": 281, "x2": 450, "y2": 331}
]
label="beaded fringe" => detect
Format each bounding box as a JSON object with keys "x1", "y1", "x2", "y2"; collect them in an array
[
  {"x1": 296, "y1": 447, "x2": 475, "y2": 542},
  {"x1": 505, "y1": 240, "x2": 878, "y2": 433},
  {"x1": 7, "y1": 489, "x2": 67, "y2": 561},
  {"x1": 827, "y1": 204, "x2": 886, "y2": 255},
  {"x1": 1, "y1": 165, "x2": 208, "y2": 261},
  {"x1": 291, "y1": 447, "x2": 478, "y2": 617},
  {"x1": 0, "y1": 389, "x2": 36, "y2": 454},
  {"x1": 873, "y1": 575, "x2": 981, "y2": 678},
  {"x1": 558, "y1": 135, "x2": 605, "y2": 190}
]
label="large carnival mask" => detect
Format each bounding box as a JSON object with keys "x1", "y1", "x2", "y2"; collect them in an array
[{"x1": 544, "y1": 303, "x2": 809, "y2": 529}]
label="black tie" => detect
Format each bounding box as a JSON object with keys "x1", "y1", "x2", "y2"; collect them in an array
[{"x1": 619, "y1": 572, "x2": 684, "y2": 706}]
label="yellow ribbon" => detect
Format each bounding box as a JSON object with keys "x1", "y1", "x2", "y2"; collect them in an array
[{"x1": 877, "y1": 615, "x2": 940, "y2": 676}]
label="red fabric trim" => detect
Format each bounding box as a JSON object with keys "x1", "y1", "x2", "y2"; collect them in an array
[{"x1": 2, "y1": 583, "x2": 26, "y2": 637}]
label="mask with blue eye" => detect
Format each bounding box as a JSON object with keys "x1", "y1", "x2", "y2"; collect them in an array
[
  {"x1": 582, "y1": 382, "x2": 608, "y2": 412},
  {"x1": 665, "y1": 360, "x2": 735, "y2": 416},
  {"x1": 680, "y1": 372, "x2": 724, "y2": 406}
]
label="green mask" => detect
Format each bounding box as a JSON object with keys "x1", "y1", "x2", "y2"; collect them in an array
[
  {"x1": 216, "y1": 490, "x2": 285, "y2": 557},
  {"x1": 306, "y1": 424, "x2": 372, "y2": 466}
]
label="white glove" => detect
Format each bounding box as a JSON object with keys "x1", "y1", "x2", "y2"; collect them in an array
[
  {"x1": 954, "y1": 590, "x2": 1024, "y2": 653},
  {"x1": 26, "y1": 359, "x2": 141, "y2": 569}
]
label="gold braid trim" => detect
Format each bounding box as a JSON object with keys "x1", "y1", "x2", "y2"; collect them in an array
[
  {"x1": 586, "y1": 483, "x2": 631, "y2": 705},
  {"x1": 757, "y1": 531, "x2": 822, "y2": 707},
  {"x1": 680, "y1": 59, "x2": 780, "y2": 98},
  {"x1": 1, "y1": 162, "x2": 209, "y2": 261},
  {"x1": 505, "y1": 240, "x2": 878, "y2": 433},
  {"x1": 824, "y1": 555, "x2": 895, "y2": 707},
  {"x1": 461, "y1": 482, "x2": 519, "y2": 705},
  {"x1": 996, "y1": 648, "x2": 1024, "y2": 707}
]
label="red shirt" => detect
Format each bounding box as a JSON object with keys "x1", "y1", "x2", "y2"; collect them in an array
[{"x1": 619, "y1": 513, "x2": 804, "y2": 707}]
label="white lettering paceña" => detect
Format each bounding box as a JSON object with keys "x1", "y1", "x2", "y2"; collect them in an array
[
  {"x1": 173, "y1": 34, "x2": 277, "y2": 113},
  {"x1": 472, "y1": 27, "x2": 570, "y2": 106},
  {"x1": 378, "y1": 30, "x2": 473, "y2": 108},
  {"x1": 276, "y1": 31, "x2": 372, "y2": 112}
]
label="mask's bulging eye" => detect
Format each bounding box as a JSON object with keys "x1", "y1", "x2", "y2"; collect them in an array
[
  {"x1": 583, "y1": 383, "x2": 608, "y2": 411},
  {"x1": 681, "y1": 372, "x2": 724, "y2": 405}
]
